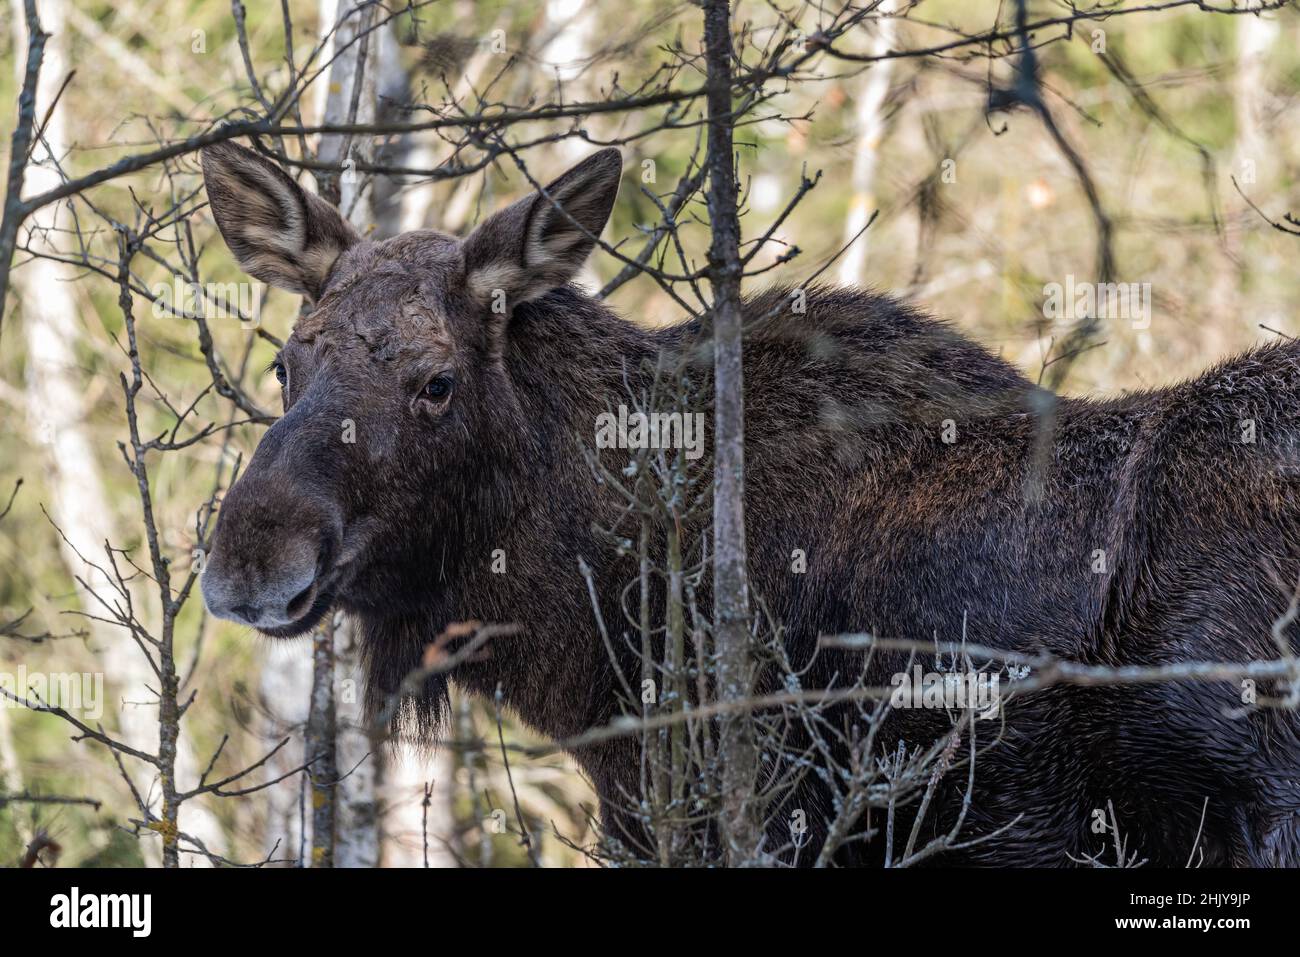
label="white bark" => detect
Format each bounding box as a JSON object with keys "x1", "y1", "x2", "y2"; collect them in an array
[
  {"x1": 332, "y1": 618, "x2": 379, "y2": 867},
  {"x1": 542, "y1": 0, "x2": 601, "y2": 291},
  {"x1": 397, "y1": 12, "x2": 507, "y2": 236},
  {"x1": 836, "y1": 3, "x2": 896, "y2": 287},
  {"x1": 0, "y1": 702, "x2": 21, "y2": 853},
  {"x1": 1205, "y1": 13, "x2": 1279, "y2": 352},
  {"x1": 1234, "y1": 14, "x2": 1278, "y2": 167},
  {"x1": 317, "y1": 0, "x2": 378, "y2": 228},
  {"x1": 316, "y1": 0, "x2": 382, "y2": 867},
  {"x1": 542, "y1": 0, "x2": 597, "y2": 90},
  {"x1": 380, "y1": 738, "x2": 458, "y2": 867},
  {"x1": 0, "y1": 703, "x2": 20, "y2": 796},
  {"x1": 258, "y1": 640, "x2": 314, "y2": 863}
]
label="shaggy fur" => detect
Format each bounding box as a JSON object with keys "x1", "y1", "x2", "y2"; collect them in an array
[{"x1": 201, "y1": 143, "x2": 1300, "y2": 866}]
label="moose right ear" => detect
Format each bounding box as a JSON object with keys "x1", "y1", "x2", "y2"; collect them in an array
[
  {"x1": 461, "y1": 148, "x2": 622, "y2": 309},
  {"x1": 200, "y1": 141, "x2": 359, "y2": 301}
]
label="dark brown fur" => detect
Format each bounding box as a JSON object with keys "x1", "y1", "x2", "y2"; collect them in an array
[{"x1": 201, "y1": 143, "x2": 1300, "y2": 866}]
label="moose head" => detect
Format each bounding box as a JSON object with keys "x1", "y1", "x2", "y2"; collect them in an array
[{"x1": 198, "y1": 142, "x2": 623, "y2": 636}]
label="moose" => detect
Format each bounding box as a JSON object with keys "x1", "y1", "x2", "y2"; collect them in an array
[{"x1": 199, "y1": 141, "x2": 1300, "y2": 866}]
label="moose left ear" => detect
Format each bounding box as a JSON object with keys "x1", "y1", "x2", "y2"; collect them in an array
[
  {"x1": 462, "y1": 148, "x2": 622, "y2": 307},
  {"x1": 201, "y1": 140, "x2": 359, "y2": 301}
]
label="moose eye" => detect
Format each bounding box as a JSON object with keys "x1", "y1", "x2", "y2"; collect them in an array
[
  {"x1": 272, "y1": 361, "x2": 287, "y2": 387},
  {"x1": 421, "y1": 376, "x2": 453, "y2": 402}
]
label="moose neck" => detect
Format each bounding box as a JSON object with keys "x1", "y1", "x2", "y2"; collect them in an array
[{"x1": 359, "y1": 287, "x2": 668, "y2": 745}]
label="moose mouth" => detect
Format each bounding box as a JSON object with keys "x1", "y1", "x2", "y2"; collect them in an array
[{"x1": 254, "y1": 538, "x2": 346, "y2": 639}]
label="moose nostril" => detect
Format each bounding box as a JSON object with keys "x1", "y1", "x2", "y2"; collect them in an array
[
  {"x1": 231, "y1": 603, "x2": 262, "y2": 624},
  {"x1": 286, "y1": 579, "x2": 318, "y2": 620}
]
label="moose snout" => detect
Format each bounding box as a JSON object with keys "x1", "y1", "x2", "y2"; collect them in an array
[
  {"x1": 201, "y1": 472, "x2": 342, "y2": 635},
  {"x1": 203, "y1": 551, "x2": 320, "y2": 630}
]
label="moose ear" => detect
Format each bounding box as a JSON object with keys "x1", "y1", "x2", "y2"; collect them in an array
[
  {"x1": 462, "y1": 148, "x2": 621, "y2": 307},
  {"x1": 200, "y1": 141, "x2": 359, "y2": 301}
]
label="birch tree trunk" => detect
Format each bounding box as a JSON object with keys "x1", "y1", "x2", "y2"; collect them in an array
[
  {"x1": 316, "y1": 0, "x2": 380, "y2": 868},
  {"x1": 399, "y1": 12, "x2": 511, "y2": 237},
  {"x1": 836, "y1": 2, "x2": 895, "y2": 286},
  {"x1": 543, "y1": 0, "x2": 601, "y2": 294},
  {"x1": 1197, "y1": 13, "x2": 1276, "y2": 363},
  {"x1": 258, "y1": 641, "x2": 314, "y2": 863},
  {"x1": 0, "y1": 697, "x2": 22, "y2": 857},
  {"x1": 1208, "y1": 13, "x2": 1279, "y2": 347},
  {"x1": 0, "y1": 703, "x2": 20, "y2": 796},
  {"x1": 1233, "y1": 16, "x2": 1277, "y2": 165},
  {"x1": 379, "y1": 735, "x2": 457, "y2": 867}
]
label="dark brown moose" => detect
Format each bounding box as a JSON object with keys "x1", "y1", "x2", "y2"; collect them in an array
[{"x1": 200, "y1": 141, "x2": 1300, "y2": 866}]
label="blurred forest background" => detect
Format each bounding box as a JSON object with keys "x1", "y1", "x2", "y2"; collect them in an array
[{"x1": 2, "y1": 0, "x2": 1299, "y2": 866}]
